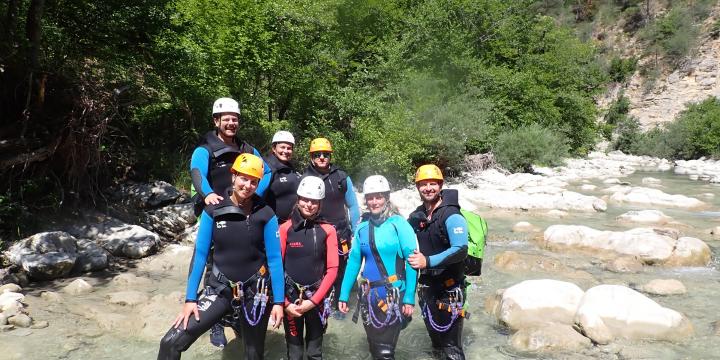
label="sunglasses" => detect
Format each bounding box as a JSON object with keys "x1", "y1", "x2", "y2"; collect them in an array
[{"x1": 312, "y1": 152, "x2": 331, "y2": 159}]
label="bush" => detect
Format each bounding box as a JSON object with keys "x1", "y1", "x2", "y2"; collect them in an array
[
  {"x1": 640, "y1": 6, "x2": 698, "y2": 64},
  {"x1": 601, "y1": 92, "x2": 631, "y2": 139},
  {"x1": 493, "y1": 123, "x2": 570, "y2": 173},
  {"x1": 610, "y1": 115, "x2": 641, "y2": 153},
  {"x1": 608, "y1": 56, "x2": 637, "y2": 82}
]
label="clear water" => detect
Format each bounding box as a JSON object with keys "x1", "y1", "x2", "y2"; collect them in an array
[{"x1": 2, "y1": 171, "x2": 719, "y2": 359}]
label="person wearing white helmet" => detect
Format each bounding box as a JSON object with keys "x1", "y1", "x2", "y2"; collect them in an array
[
  {"x1": 188, "y1": 97, "x2": 273, "y2": 348},
  {"x1": 263, "y1": 130, "x2": 301, "y2": 221},
  {"x1": 338, "y1": 175, "x2": 418, "y2": 359},
  {"x1": 278, "y1": 176, "x2": 339, "y2": 360}
]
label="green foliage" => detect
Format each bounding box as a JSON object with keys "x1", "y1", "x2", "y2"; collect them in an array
[
  {"x1": 640, "y1": 5, "x2": 698, "y2": 64},
  {"x1": 608, "y1": 56, "x2": 637, "y2": 82},
  {"x1": 602, "y1": 92, "x2": 632, "y2": 139},
  {"x1": 493, "y1": 123, "x2": 570, "y2": 173}
]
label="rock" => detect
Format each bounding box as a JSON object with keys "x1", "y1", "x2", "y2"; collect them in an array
[
  {"x1": 641, "y1": 177, "x2": 662, "y2": 186},
  {"x1": 605, "y1": 256, "x2": 643, "y2": 273},
  {"x1": 609, "y1": 187, "x2": 705, "y2": 208},
  {"x1": 134, "y1": 292, "x2": 185, "y2": 340},
  {"x1": 67, "y1": 217, "x2": 159, "y2": 259},
  {"x1": 665, "y1": 237, "x2": 711, "y2": 266},
  {"x1": 543, "y1": 225, "x2": 710, "y2": 266},
  {"x1": 512, "y1": 222, "x2": 539, "y2": 233},
  {"x1": 510, "y1": 323, "x2": 592, "y2": 352},
  {"x1": 689, "y1": 174, "x2": 699, "y2": 180},
  {"x1": 137, "y1": 244, "x2": 193, "y2": 273},
  {"x1": 574, "y1": 285, "x2": 693, "y2": 344},
  {"x1": 0, "y1": 313, "x2": 6, "y2": 325},
  {"x1": 713, "y1": 320, "x2": 720, "y2": 336},
  {"x1": 641, "y1": 279, "x2": 687, "y2": 295},
  {"x1": 8, "y1": 314, "x2": 31, "y2": 328},
  {"x1": 546, "y1": 210, "x2": 568, "y2": 218},
  {"x1": 109, "y1": 180, "x2": 182, "y2": 209},
  {"x1": 493, "y1": 251, "x2": 594, "y2": 281},
  {"x1": 0, "y1": 284, "x2": 22, "y2": 293},
  {"x1": 603, "y1": 178, "x2": 621, "y2": 184},
  {"x1": 140, "y1": 203, "x2": 196, "y2": 241},
  {"x1": 2, "y1": 231, "x2": 78, "y2": 280},
  {"x1": 0, "y1": 324, "x2": 13, "y2": 332},
  {"x1": 63, "y1": 279, "x2": 93, "y2": 295},
  {"x1": 492, "y1": 279, "x2": 584, "y2": 330},
  {"x1": 40, "y1": 291, "x2": 63, "y2": 302},
  {"x1": 580, "y1": 184, "x2": 597, "y2": 191},
  {"x1": 0, "y1": 290, "x2": 24, "y2": 308},
  {"x1": 178, "y1": 223, "x2": 199, "y2": 244},
  {"x1": 111, "y1": 273, "x2": 152, "y2": 287},
  {"x1": 106, "y1": 291, "x2": 149, "y2": 306},
  {"x1": 1, "y1": 302, "x2": 21, "y2": 317},
  {"x1": 84, "y1": 308, "x2": 131, "y2": 331},
  {"x1": 73, "y1": 238, "x2": 109, "y2": 272},
  {"x1": 29, "y1": 320, "x2": 48, "y2": 329},
  {"x1": 616, "y1": 210, "x2": 672, "y2": 224}
]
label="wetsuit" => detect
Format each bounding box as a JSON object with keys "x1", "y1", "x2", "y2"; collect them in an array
[
  {"x1": 407, "y1": 189, "x2": 468, "y2": 360},
  {"x1": 264, "y1": 153, "x2": 301, "y2": 222},
  {"x1": 158, "y1": 193, "x2": 284, "y2": 360},
  {"x1": 279, "y1": 209, "x2": 339, "y2": 360},
  {"x1": 304, "y1": 164, "x2": 360, "y2": 308},
  {"x1": 339, "y1": 214, "x2": 418, "y2": 360}
]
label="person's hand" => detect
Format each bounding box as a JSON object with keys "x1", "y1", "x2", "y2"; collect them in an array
[
  {"x1": 269, "y1": 304, "x2": 284, "y2": 329},
  {"x1": 297, "y1": 300, "x2": 315, "y2": 314},
  {"x1": 204, "y1": 193, "x2": 223, "y2": 205},
  {"x1": 173, "y1": 302, "x2": 200, "y2": 330},
  {"x1": 408, "y1": 249, "x2": 427, "y2": 269},
  {"x1": 338, "y1": 301, "x2": 349, "y2": 314},
  {"x1": 402, "y1": 304, "x2": 414, "y2": 317},
  {"x1": 285, "y1": 303, "x2": 302, "y2": 318}
]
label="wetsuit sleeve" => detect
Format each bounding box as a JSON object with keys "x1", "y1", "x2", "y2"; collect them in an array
[
  {"x1": 185, "y1": 211, "x2": 213, "y2": 301},
  {"x1": 344, "y1": 177, "x2": 361, "y2": 231},
  {"x1": 190, "y1": 147, "x2": 213, "y2": 197},
  {"x1": 339, "y1": 226, "x2": 363, "y2": 302},
  {"x1": 264, "y1": 215, "x2": 285, "y2": 305},
  {"x1": 254, "y1": 147, "x2": 272, "y2": 197},
  {"x1": 428, "y1": 213, "x2": 468, "y2": 268},
  {"x1": 310, "y1": 225, "x2": 339, "y2": 305},
  {"x1": 395, "y1": 219, "x2": 419, "y2": 305}
]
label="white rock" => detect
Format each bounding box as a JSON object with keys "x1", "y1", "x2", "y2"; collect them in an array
[
  {"x1": 609, "y1": 187, "x2": 705, "y2": 208},
  {"x1": 580, "y1": 184, "x2": 597, "y2": 191},
  {"x1": 641, "y1": 279, "x2": 687, "y2": 295},
  {"x1": 545, "y1": 210, "x2": 568, "y2": 218},
  {"x1": 8, "y1": 314, "x2": 32, "y2": 328},
  {"x1": 603, "y1": 178, "x2": 621, "y2": 184},
  {"x1": 510, "y1": 323, "x2": 592, "y2": 352},
  {"x1": 574, "y1": 285, "x2": 693, "y2": 343},
  {"x1": 493, "y1": 279, "x2": 584, "y2": 330},
  {"x1": 0, "y1": 292, "x2": 24, "y2": 310},
  {"x1": 616, "y1": 210, "x2": 672, "y2": 224},
  {"x1": 111, "y1": 273, "x2": 153, "y2": 287},
  {"x1": 665, "y1": 237, "x2": 711, "y2": 266},
  {"x1": 512, "y1": 222, "x2": 538, "y2": 233},
  {"x1": 63, "y1": 279, "x2": 93, "y2": 295},
  {"x1": 0, "y1": 284, "x2": 22, "y2": 294},
  {"x1": 40, "y1": 291, "x2": 63, "y2": 303},
  {"x1": 3, "y1": 231, "x2": 78, "y2": 280},
  {"x1": 67, "y1": 218, "x2": 159, "y2": 259},
  {"x1": 641, "y1": 177, "x2": 662, "y2": 185}
]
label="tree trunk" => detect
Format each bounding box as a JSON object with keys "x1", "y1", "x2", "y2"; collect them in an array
[
  {"x1": 25, "y1": 0, "x2": 45, "y2": 71},
  {"x1": 4, "y1": 0, "x2": 19, "y2": 48}
]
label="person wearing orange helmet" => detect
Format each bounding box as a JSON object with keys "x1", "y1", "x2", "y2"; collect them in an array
[
  {"x1": 407, "y1": 165, "x2": 469, "y2": 360},
  {"x1": 303, "y1": 138, "x2": 360, "y2": 316},
  {"x1": 159, "y1": 154, "x2": 285, "y2": 360}
]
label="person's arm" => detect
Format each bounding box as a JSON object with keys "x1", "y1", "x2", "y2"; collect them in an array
[
  {"x1": 338, "y1": 226, "x2": 363, "y2": 302},
  {"x1": 190, "y1": 147, "x2": 213, "y2": 198},
  {"x1": 278, "y1": 221, "x2": 292, "y2": 307},
  {"x1": 395, "y1": 219, "x2": 419, "y2": 305},
  {"x1": 254, "y1": 148, "x2": 272, "y2": 197},
  {"x1": 428, "y1": 214, "x2": 468, "y2": 268},
  {"x1": 310, "y1": 225, "x2": 339, "y2": 305},
  {"x1": 264, "y1": 215, "x2": 285, "y2": 305},
  {"x1": 344, "y1": 177, "x2": 360, "y2": 231},
  {"x1": 185, "y1": 211, "x2": 213, "y2": 301}
]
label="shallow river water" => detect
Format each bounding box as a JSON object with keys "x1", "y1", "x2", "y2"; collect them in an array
[{"x1": 1, "y1": 171, "x2": 719, "y2": 359}]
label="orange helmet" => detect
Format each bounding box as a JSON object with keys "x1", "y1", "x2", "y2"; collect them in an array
[
  {"x1": 414, "y1": 164, "x2": 444, "y2": 183},
  {"x1": 231, "y1": 153, "x2": 264, "y2": 179},
  {"x1": 309, "y1": 138, "x2": 333, "y2": 153}
]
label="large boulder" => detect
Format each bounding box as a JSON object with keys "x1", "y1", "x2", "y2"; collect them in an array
[
  {"x1": 3, "y1": 232, "x2": 77, "y2": 280},
  {"x1": 640, "y1": 279, "x2": 687, "y2": 296},
  {"x1": 574, "y1": 285, "x2": 693, "y2": 344},
  {"x1": 73, "y1": 239, "x2": 109, "y2": 272},
  {"x1": 68, "y1": 218, "x2": 159, "y2": 259},
  {"x1": 489, "y1": 279, "x2": 584, "y2": 330},
  {"x1": 510, "y1": 323, "x2": 592, "y2": 353},
  {"x1": 616, "y1": 210, "x2": 672, "y2": 224},
  {"x1": 139, "y1": 203, "x2": 196, "y2": 241},
  {"x1": 609, "y1": 187, "x2": 705, "y2": 209},
  {"x1": 543, "y1": 225, "x2": 711, "y2": 266},
  {"x1": 108, "y1": 180, "x2": 182, "y2": 209},
  {"x1": 454, "y1": 185, "x2": 607, "y2": 212}
]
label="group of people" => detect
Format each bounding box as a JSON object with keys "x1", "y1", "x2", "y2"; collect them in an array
[{"x1": 157, "y1": 97, "x2": 472, "y2": 360}]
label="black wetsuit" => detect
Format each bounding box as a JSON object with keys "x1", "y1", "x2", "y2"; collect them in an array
[
  {"x1": 158, "y1": 194, "x2": 284, "y2": 360},
  {"x1": 264, "y1": 153, "x2": 301, "y2": 222},
  {"x1": 408, "y1": 189, "x2": 469, "y2": 360},
  {"x1": 280, "y1": 210, "x2": 339, "y2": 360}
]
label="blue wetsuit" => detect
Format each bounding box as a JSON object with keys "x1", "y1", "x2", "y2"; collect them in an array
[
  {"x1": 159, "y1": 194, "x2": 284, "y2": 360},
  {"x1": 339, "y1": 213, "x2": 417, "y2": 359}
]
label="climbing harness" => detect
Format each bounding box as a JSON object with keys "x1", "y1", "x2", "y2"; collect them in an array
[{"x1": 420, "y1": 285, "x2": 468, "y2": 332}]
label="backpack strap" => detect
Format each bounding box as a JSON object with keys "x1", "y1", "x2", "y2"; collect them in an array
[{"x1": 367, "y1": 222, "x2": 405, "y2": 288}]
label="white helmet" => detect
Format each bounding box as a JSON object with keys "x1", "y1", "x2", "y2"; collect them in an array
[
  {"x1": 212, "y1": 97, "x2": 240, "y2": 115},
  {"x1": 297, "y1": 176, "x2": 325, "y2": 200},
  {"x1": 363, "y1": 175, "x2": 391, "y2": 194},
  {"x1": 272, "y1": 130, "x2": 295, "y2": 145}
]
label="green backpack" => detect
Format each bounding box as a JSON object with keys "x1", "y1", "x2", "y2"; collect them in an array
[{"x1": 459, "y1": 209, "x2": 487, "y2": 276}]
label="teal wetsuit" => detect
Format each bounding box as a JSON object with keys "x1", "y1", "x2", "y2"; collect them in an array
[{"x1": 339, "y1": 213, "x2": 418, "y2": 359}]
